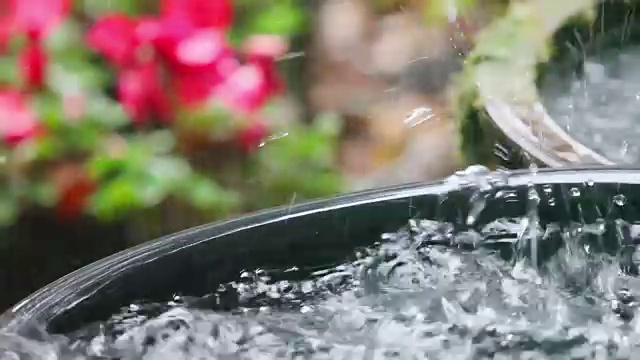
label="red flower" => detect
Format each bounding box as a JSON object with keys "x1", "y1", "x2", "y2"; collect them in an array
[
  {"x1": 0, "y1": 90, "x2": 39, "y2": 146},
  {"x1": 9, "y1": 0, "x2": 71, "y2": 40},
  {"x1": 19, "y1": 41, "x2": 47, "y2": 89},
  {"x1": 171, "y1": 46, "x2": 237, "y2": 105},
  {"x1": 117, "y1": 62, "x2": 171, "y2": 124},
  {"x1": 161, "y1": 0, "x2": 233, "y2": 30},
  {"x1": 52, "y1": 163, "x2": 97, "y2": 222},
  {"x1": 215, "y1": 35, "x2": 286, "y2": 113},
  {"x1": 216, "y1": 58, "x2": 283, "y2": 114},
  {"x1": 86, "y1": 14, "x2": 146, "y2": 67},
  {"x1": 0, "y1": 1, "x2": 13, "y2": 54},
  {"x1": 237, "y1": 120, "x2": 268, "y2": 153},
  {"x1": 151, "y1": 14, "x2": 233, "y2": 70}
]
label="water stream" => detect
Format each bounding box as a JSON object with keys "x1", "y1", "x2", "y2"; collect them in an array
[{"x1": 2, "y1": 166, "x2": 640, "y2": 359}]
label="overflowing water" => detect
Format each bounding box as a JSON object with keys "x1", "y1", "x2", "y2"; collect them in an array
[
  {"x1": 542, "y1": 45, "x2": 640, "y2": 164},
  {"x1": 4, "y1": 167, "x2": 640, "y2": 359}
]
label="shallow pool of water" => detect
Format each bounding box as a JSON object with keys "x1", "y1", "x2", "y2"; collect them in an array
[{"x1": 3, "y1": 209, "x2": 640, "y2": 359}]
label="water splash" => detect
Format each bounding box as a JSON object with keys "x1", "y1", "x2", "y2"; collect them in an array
[{"x1": 4, "y1": 166, "x2": 640, "y2": 358}]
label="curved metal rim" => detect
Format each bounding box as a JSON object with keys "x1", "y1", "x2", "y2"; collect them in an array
[
  {"x1": 485, "y1": 99, "x2": 615, "y2": 167},
  {"x1": 4, "y1": 166, "x2": 640, "y2": 330}
]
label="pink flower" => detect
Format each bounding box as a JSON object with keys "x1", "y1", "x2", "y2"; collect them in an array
[
  {"x1": 216, "y1": 58, "x2": 283, "y2": 114},
  {"x1": 0, "y1": 90, "x2": 39, "y2": 146},
  {"x1": 19, "y1": 41, "x2": 47, "y2": 89},
  {"x1": 117, "y1": 62, "x2": 170, "y2": 124},
  {"x1": 9, "y1": 0, "x2": 71, "y2": 40},
  {"x1": 161, "y1": 0, "x2": 233, "y2": 30},
  {"x1": 151, "y1": 14, "x2": 234, "y2": 70},
  {"x1": 237, "y1": 120, "x2": 268, "y2": 153}
]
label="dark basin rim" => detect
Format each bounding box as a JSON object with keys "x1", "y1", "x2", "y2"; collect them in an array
[{"x1": 4, "y1": 166, "x2": 640, "y2": 331}]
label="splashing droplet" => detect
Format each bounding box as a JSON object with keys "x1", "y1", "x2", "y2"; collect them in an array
[
  {"x1": 613, "y1": 194, "x2": 627, "y2": 206},
  {"x1": 404, "y1": 107, "x2": 434, "y2": 128},
  {"x1": 569, "y1": 187, "x2": 581, "y2": 197}
]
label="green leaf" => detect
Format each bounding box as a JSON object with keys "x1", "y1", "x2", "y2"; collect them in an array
[
  {"x1": 0, "y1": 57, "x2": 19, "y2": 86},
  {"x1": 30, "y1": 182, "x2": 59, "y2": 207},
  {"x1": 0, "y1": 201, "x2": 17, "y2": 227},
  {"x1": 32, "y1": 95, "x2": 65, "y2": 127},
  {"x1": 48, "y1": 60, "x2": 111, "y2": 95},
  {"x1": 181, "y1": 175, "x2": 239, "y2": 211},
  {"x1": 80, "y1": 0, "x2": 144, "y2": 16},
  {"x1": 84, "y1": 95, "x2": 130, "y2": 129},
  {"x1": 31, "y1": 136, "x2": 64, "y2": 161},
  {"x1": 46, "y1": 20, "x2": 85, "y2": 56},
  {"x1": 89, "y1": 176, "x2": 141, "y2": 220},
  {"x1": 247, "y1": 3, "x2": 306, "y2": 36},
  {"x1": 146, "y1": 156, "x2": 192, "y2": 188},
  {"x1": 86, "y1": 156, "x2": 125, "y2": 180}
]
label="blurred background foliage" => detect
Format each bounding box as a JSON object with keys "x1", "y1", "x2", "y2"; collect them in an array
[{"x1": 0, "y1": 0, "x2": 514, "y2": 243}]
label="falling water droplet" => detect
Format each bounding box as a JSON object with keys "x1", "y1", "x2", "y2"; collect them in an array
[
  {"x1": 586, "y1": 179, "x2": 595, "y2": 187},
  {"x1": 613, "y1": 194, "x2": 627, "y2": 206},
  {"x1": 621, "y1": 141, "x2": 629, "y2": 157},
  {"x1": 569, "y1": 188, "x2": 581, "y2": 197},
  {"x1": 404, "y1": 107, "x2": 434, "y2": 128},
  {"x1": 259, "y1": 132, "x2": 289, "y2": 147}
]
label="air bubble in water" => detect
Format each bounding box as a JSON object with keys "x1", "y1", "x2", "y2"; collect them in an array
[
  {"x1": 404, "y1": 107, "x2": 434, "y2": 128},
  {"x1": 613, "y1": 194, "x2": 627, "y2": 206}
]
